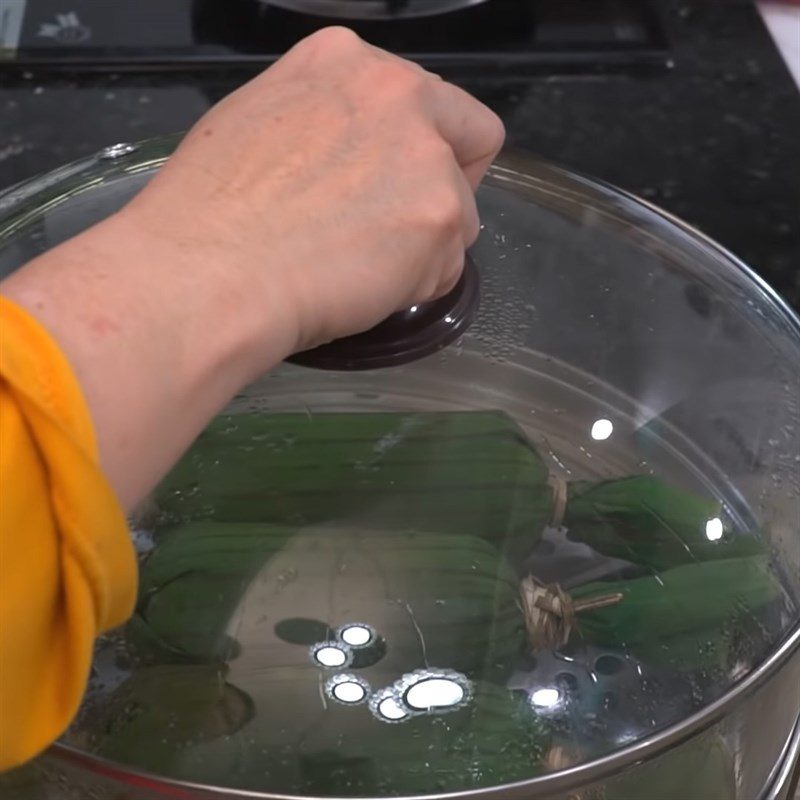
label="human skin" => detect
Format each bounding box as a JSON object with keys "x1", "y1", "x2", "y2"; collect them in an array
[{"x1": 1, "y1": 26, "x2": 505, "y2": 509}]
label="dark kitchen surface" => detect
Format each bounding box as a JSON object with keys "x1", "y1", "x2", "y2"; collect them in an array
[
  {"x1": 0, "y1": 0, "x2": 670, "y2": 69},
  {"x1": 1, "y1": 0, "x2": 799, "y2": 312}
]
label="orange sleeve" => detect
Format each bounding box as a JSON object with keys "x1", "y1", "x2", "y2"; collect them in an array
[{"x1": 0, "y1": 296, "x2": 137, "y2": 769}]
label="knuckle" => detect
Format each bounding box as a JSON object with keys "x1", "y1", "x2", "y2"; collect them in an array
[
  {"x1": 425, "y1": 135, "x2": 457, "y2": 162},
  {"x1": 464, "y1": 207, "x2": 481, "y2": 245},
  {"x1": 403, "y1": 65, "x2": 430, "y2": 92},
  {"x1": 435, "y1": 247, "x2": 466, "y2": 297},
  {"x1": 418, "y1": 272, "x2": 441, "y2": 301},
  {"x1": 375, "y1": 61, "x2": 428, "y2": 100},
  {"x1": 438, "y1": 268, "x2": 461, "y2": 297},
  {"x1": 484, "y1": 109, "x2": 507, "y2": 153},
  {"x1": 475, "y1": 106, "x2": 506, "y2": 158},
  {"x1": 422, "y1": 189, "x2": 463, "y2": 234},
  {"x1": 406, "y1": 130, "x2": 455, "y2": 166},
  {"x1": 304, "y1": 26, "x2": 363, "y2": 56},
  {"x1": 406, "y1": 70, "x2": 432, "y2": 102}
]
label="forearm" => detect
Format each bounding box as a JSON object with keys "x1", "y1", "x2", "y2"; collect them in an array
[{"x1": 0, "y1": 207, "x2": 295, "y2": 509}]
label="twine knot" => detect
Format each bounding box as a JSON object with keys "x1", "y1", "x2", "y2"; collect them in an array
[
  {"x1": 520, "y1": 574, "x2": 624, "y2": 651},
  {"x1": 520, "y1": 575, "x2": 576, "y2": 650}
]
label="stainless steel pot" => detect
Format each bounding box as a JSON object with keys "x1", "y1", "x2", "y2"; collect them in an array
[{"x1": 0, "y1": 136, "x2": 797, "y2": 800}]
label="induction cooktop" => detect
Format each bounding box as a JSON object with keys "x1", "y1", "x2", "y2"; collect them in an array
[{"x1": 0, "y1": 0, "x2": 670, "y2": 72}]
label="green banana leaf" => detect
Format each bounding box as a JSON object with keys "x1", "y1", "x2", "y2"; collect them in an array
[
  {"x1": 130, "y1": 522, "x2": 296, "y2": 663},
  {"x1": 154, "y1": 411, "x2": 770, "y2": 577},
  {"x1": 74, "y1": 664, "x2": 254, "y2": 766},
  {"x1": 153, "y1": 411, "x2": 553, "y2": 565},
  {"x1": 144, "y1": 410, "x2": 778, "y2": 672},
  {"x1": 82, "y1": 670, "x2": 551, "y2": 797},
  {"x1": 564, "y1": 477, "x2": 764, "y2": 573},
  {"x1": 0, "y1": 764, "x2": 51, "y2": 800},
  {"x1": 570, "y1": 555, "x2": 781, "y2": 671},
  {"x1": 293, "y1": 682, "x2": 552, "y2": 796},
  {"x1": 129, "y1": 522, "x2": 528, "y2": 681}
]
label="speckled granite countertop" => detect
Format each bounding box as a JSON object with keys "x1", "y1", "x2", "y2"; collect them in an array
[{"x1": 1, "y1": 0, "x2": 799, "y2": 312}]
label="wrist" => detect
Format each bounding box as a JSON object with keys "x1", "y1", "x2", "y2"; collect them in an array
[{"x1": 108, "y1": 203, "x2": 300, "y2": 386}]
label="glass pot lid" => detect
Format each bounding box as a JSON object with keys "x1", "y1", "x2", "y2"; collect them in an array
[{"x1": 0, "y1": 137, "x2": 798, "y2": 799}]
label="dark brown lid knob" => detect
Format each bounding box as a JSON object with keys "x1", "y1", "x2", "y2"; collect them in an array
[{"x1": 287, "y1": 256, "x2": 480, "y2": 371}]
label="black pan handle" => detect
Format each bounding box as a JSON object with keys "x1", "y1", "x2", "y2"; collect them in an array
[{"x1": 287, "y1": 256, "x2": 480, "y2": 371}]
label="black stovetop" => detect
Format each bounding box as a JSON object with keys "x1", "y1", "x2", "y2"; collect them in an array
[
  {"x1": 0, "y1": 0, "x2": 798, "y2": 311},
  {"x1": 0, "y1": 0, "x2": 669, "y2": 71}
]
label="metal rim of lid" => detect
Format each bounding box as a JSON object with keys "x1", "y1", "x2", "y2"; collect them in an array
[
  {"x1": 98, "y1": 142, "x2": 139, "y2": 160},
  {"x1": 48, "y1": 626, "x2": 800, "y2": 800}
]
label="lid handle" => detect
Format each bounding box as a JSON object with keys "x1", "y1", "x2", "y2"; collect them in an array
[{"x1": 287, "y1": 256, "x2": 480, "y2": 371}]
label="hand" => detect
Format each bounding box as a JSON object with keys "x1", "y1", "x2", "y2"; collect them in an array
[
  {"x1": 125, "y1": 26, "x2": 505, "y2": 356},
  {"x1": 1, "y1": 28, "x2": 504, "y2": 507}
]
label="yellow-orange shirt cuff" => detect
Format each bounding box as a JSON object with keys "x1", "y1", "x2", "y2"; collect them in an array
[{"x1": 0, "y1": 295, "x2": 137, "y2": 769}]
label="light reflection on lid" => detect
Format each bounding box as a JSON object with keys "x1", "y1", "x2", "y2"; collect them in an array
[
  {"x1": 339, "y1": 624, "x2": 374, "y2": 647},
  {"x1": 369, "y1": 669, "x2": 471, "y2": 724},
  {"x1": 378, "y1": 696, "x2": 408, "y2": 721},
  {"x1": 530, "y1": 687, "x2": 562, "y2": 709},
  {"x1": 327, "y1": 674, "x2": 370, "y2": 705},
  {"x1": 591, "y1": 418, "x2": 614, "y2": 441},
  {"x1": 397, "y1": 668, "x2": 471, "y2": 714},
  {"x1": 405, "y1": 677, "x2": 465, "y2": 710},
  {"x1": 705, "y1": 517, "x2": 724, "y2": 542},
  {"x1": 369, "y1": 687, "x2": 411, "y2": 724},
  {"x1": 311, "y1": 642, "x2": 351, "y2": 668}
]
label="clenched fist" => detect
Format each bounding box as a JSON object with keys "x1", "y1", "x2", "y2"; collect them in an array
[{"x1": 129, "y1": 26, "x2": 505, "y2": 353}]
